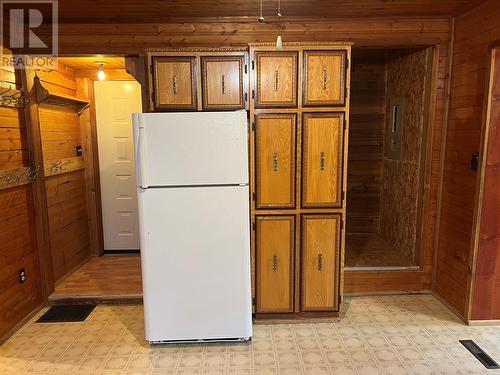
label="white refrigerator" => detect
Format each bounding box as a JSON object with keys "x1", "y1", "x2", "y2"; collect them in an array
[{"x1": 133, "y1": 111, "x2": 252, "y2": 343}]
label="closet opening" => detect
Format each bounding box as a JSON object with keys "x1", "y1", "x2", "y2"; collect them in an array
[
  {"x1": 346, "y1": 47, "x2": 433, "y2": 269},
  {"x1": 35, "y1": 56, "x2": 144, "y2": 303}
]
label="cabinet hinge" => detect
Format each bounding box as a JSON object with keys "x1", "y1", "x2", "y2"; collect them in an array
[
  {"x1": 245, "y1": 64, "x2": 248, "y2": 74},
  {"x1": 251, "y1": 122, "x2": 255, "y2": 131},
  {"x1": 251, "y1": 60, "x2": 255, "y2": 70},
  {"x1": 340, "y1": 219, "x2": 344, "y2": 231},
  {"x1": 252, "y1": 296, "x2": 255, "y2": 306},
  {"x1": 150, "y1": 64, "x2": 153, "y2": 74},
  {"x1": 252, "y1": 192, "x2": 256, "y2": 201},
  {"x1": 252, "y1": 89, "x2": 255, "y2": 99},
  {"x1": 252, "y1": 222, "x2": 256, "y2": 231},
  {"x1": 343, "y1": 118, "x2": 347, "y2": 130},
  {"x1": 151, "y1": 92, "x2": 155, "y2": 103},
  {"x1": 245, "y1": 92, "x2": 248, "y2": 102},
  {"x1": 341, "y1": 191, "x2": 345, "y2": 201},
  {"x1": 346, "y1": 58, "x2": 349, "y2": 69}
]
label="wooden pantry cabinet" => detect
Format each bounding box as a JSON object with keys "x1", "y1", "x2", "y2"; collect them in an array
[
  {"x1": 146, "y1": 48, "x2": 249, "y2": 111},
  {"x1": 249, "y1": 42, "x2": 351, "y2": 318}
]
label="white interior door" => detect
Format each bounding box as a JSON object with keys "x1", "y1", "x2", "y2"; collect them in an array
[{"x1": 94, "y1": 80, "x2": 142, "y2": 250}]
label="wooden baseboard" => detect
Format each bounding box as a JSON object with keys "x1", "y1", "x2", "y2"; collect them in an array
[
  {"x1": 345, "y1": 290, "x2": 432, "y2": 297},
  {"x1": 0, "y1": 304, "x2": 45, "y2": 345},
  {"x1": 467, "y1": 319, "x2": 500, "y2": 326},
  {"x1": 431, "y1": 290, "x2": 468, "y2": 324},
  {"x1": 254, "y1": 311, "x2": 339, "y2": 323}
]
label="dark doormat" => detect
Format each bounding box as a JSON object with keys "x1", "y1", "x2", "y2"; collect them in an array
[{"x1": 36, "y1": 305, "x2": 96, "y2": 323}]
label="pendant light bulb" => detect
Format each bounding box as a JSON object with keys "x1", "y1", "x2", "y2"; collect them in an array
[
  {"x1": 96, "y1": 62, "x2": 106, "y2": 81},
  {"x1": 258, "y1": 0, "x2": 264, "y2": 22},
  {"x1": 276, "y1": 35, "x2": 283, "y2": 49}
]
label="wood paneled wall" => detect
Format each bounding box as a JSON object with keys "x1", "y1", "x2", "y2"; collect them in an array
[
  {"x1": 380, "y1": 48, "x2": 429, "y2": 262},
  {"x1": 434, "y1": 0, "x2": 500, "y2": 318},
  {"x1": 0, "y1": 65, "x2": 42, "y2": 339},
  {"x1": 347, "y1": 50, "x2": 386, "y2": 234},
  {"x1": 36, "y1": 63, "x2": 91, "y2": 283}
]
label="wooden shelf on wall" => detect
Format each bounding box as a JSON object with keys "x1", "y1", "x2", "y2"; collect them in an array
[{"x1": 34, "y1": 76, "x2": 89, "y2": 113}]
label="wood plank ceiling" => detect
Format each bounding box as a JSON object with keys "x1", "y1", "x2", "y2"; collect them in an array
[{"x1": 56, "y1": 0, "x2": 485, "y2": 22}]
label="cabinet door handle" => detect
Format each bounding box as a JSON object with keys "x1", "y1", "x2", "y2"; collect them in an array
[
  {"x1": 274, "y1": 70, "x2": 279, "y2": 91},
  {"x1": 273, "y1": 152, "x2": 279, "y2": 172},
  {"x1": 273, "y1": 255, "x2": 279, "y2": 272},
  {"x1": 221, "y1": 74, "x2": 226, "y2": 95},
  {"x1": 172, "y1": 75, "x2": 177, "y2": 95},
  {"x1": 322, "y1": 68, "x2": 327, "y2": 90},
  {"x1": 318, "y1": 253, "x2": 323, "y2": 271},
  {"x1": 320, "y1": 152, "x2": 325, "y2": 170}
]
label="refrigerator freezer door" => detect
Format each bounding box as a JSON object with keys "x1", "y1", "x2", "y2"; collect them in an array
[
  {"x1": 133, "y1": 111, "x2": 248, "y2": 188},
  {"x1": 138, "y1": 185, "x2": 252, "y2": 342}
]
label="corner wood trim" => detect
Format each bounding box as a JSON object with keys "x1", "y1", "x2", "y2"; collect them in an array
[
  {"x1": 151, "y1": 56, "x2": 197, "y2": 110},
  {"x1": 255, "y1": 113, "x2": 296, "y2": 209},
  {"x1": 301, "y1": 112, "x2": 345, "y2": 208},
  {"x1": 255, "y1": 51, "x2": 298, "y2": 108},
  {"x1": 201, "y1": 55, "x2": 245, "y2": 109},
  {"x1": 302, "y1": 50, "x2": 347, "y2": 107}
]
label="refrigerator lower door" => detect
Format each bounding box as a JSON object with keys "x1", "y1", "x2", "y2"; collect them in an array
[{"x1": 138, "y1": 185, "x2": 252, "y2": 342}]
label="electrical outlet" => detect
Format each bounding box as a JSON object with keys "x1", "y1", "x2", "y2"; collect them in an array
[
  {"x1": 19, "y1": 269, "x2": 26, "y2": 284},
  {"x1": 76, "y1": 145, "x2": 82, "y2": 157}
]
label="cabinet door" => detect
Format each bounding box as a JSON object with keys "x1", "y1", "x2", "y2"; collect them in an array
[
  {"x1": 303, "y1": 50, "x2": 346, "y2": 107},
  {"x1": 302, "y1": 113, "x2": 344, "y2": 207},
  {"x1": 255, "y1": 52, "x2": 297, "y2": 108},
  {"x1": 256, "y1": 216, "x2": 295, "y2": 313},
  {"x1": 301, "y1": 214, "x2": 341, "y2": 312},
  {"x1": 202, "y1": 56, "x2": 245, "y2": 110},
  {"x1": 255, "y1": 114, "x2": 296, "y2": 208},
  {"x1": 152, "y1": 56, "x2": 197, "y2": 110}
]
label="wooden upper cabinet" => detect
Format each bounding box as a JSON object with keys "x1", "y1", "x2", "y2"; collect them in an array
[
  {"x1": 301, "y1": 214, "x2": 340, "y2": 312},
  {"x1": 255, "y1": 114, "x2": 296, "y2": 209},
  {"x1": 303, "y1": 50, "x2": 347, "y2": 107},
  {"x1": 256, "y1": 216, "x2": 295, "y2": 313},
  {"x1": 152, "y1": 56, "x2": 197, "y2": 111},
  {"x1": 302, "y1": 113, "x2": 344, "y2": 208},
  {"x1": 255, "y1": 52, "x2": 298, "y2": 108},
  {"x1": 201, "y1": 55, "x2": 245, "y2": 110}
]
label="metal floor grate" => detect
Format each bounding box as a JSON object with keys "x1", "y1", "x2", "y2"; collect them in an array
[
  {"x1": 460, "y1": 340, "x2": 500, "y2": 369},
  {"x1": 36, "y1": 305, "x2": 96, "y2": 323}
]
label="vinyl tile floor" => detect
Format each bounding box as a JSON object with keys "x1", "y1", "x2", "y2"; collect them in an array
[{"x1": 1, "y1": 294, "x2": 500, "y2": 374}]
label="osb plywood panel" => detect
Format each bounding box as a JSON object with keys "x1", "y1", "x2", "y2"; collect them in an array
[
  {"x1": 347, "y1": 50, "x2": 386, "y2": 234},
  {"x1": 435, "y1": 0, "x2": 500, "y2": 318},
  {"x1": 380, "y1": 48, "x2": 429, "y2": 261}
]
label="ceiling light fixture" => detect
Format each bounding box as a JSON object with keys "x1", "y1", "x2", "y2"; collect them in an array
[
  {"x1": 276, "y1": 0, "x2": 283, "y2": 49},
  {"x1": 96, "y1": 62, "x2": 106, "y2": 80}
]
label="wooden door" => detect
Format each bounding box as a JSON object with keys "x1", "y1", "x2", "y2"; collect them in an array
[
  {"x1": 256, "y1": 216, "x2": 295, "y2": 313},
  {"x1": 255, "y1": 114, "x2": 296, "y2": 208},
  {"x1": 301, "y1": 214, "x2": 341, "y2": 311},
  {"x1": 302, "y1": 112, "x2": 344, "y2": 207},
  {"x1": 202, "y1": 56, "x2": 245, "y2": 110},
  {"x1": 94, "y1": 81, "x2": 143, "y2": 250},
  {"x1": 255, "y1": 52, "x2": 297, "y2": 108},
  {"x1": 152, "y1": 56, "x2": 197, "y2": 110},
  {"x1": 303, "y1": 51, "x2": 347, "y2": 106}
]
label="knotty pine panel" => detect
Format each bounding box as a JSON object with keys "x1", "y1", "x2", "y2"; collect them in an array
[
  {"x1": 347, "y1": 50, "x2": 386, "y2": 234},
  {"x1": 45, "y1": 170, "x2": 91, "y2": 282},
  {"x1": 435, "y1": 0, "x2": 500, "y2": 318},
  {"x1": 0, "y1": 62, "x2": 42, "y2": 340}
]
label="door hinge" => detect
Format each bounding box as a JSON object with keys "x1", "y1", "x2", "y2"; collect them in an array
[
  {"x1": 252, "y1": 89, "x2": 255, "y2": 99},
  {"x1": 251, "y1": 60, "x2": 255, "y2": 70}
]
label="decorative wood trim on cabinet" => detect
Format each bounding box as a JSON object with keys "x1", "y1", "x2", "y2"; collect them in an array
[
  {"x1": 255, "y1": 113, "x2": 296, "y2": 209},
  {"x1": 301, "y1": 112, "x2": 344, "y2": 208},
  {"x1": 256, "y1": 215, "x2": 295, "y2": 313},
  {"x1": 301, "y1": 214, "x2": 341, "y2": 312},
  {"x1": 302, "y1": 50, "x2": 347, "y2": 107},
  {"x1": 201, "y1": 55, "x2": 245, "y2": 110},
  {"x1": 255, "y1": 51, "x2": 298, "y2": 108},
  {"x1": 151, "y1": 56, "x2": 197, "y2": 111}
]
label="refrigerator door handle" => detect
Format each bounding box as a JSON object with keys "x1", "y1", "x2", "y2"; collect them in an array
[{"x1": 134, "y1": 114, "x2": 149, "y2": 188}]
